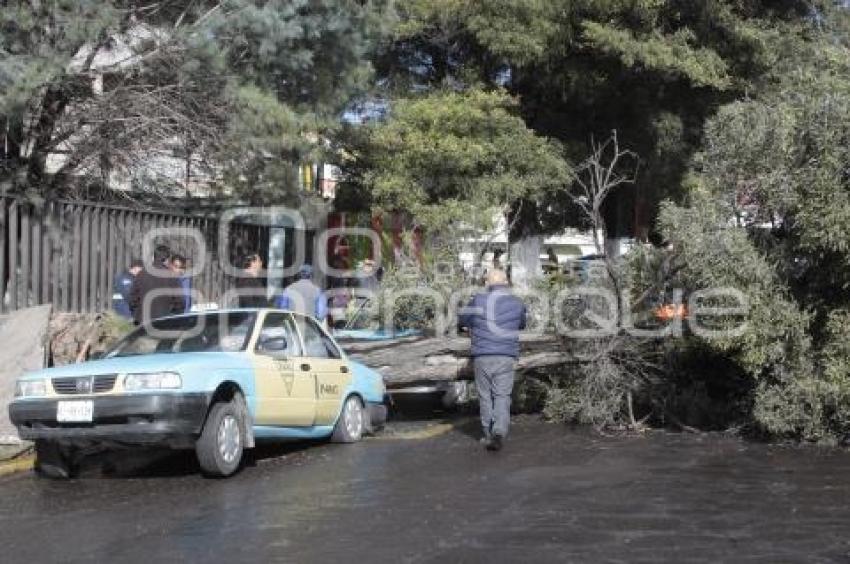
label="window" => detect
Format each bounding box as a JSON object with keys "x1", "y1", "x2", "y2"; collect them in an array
[
  {"x1": 296, "y1": 317, "x2": 342, "y2": 359},
  {"x1": 108, "y1": 312, "x2": 257, "y2": 357},
  {"x1": 256, "y1": 313, "x2": 302, "y2": 356}
]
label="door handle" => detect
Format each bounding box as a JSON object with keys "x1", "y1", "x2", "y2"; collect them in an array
[
  {"x1": 301, "y1": 363, "x2": 311, "y2": 372},
  {"x1": 340, "y1": 366, "x2": 349, "y2": 374}
]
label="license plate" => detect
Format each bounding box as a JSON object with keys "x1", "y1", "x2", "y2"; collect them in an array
[{"x1": 57, "y1": 400, "x2": 94, "y2": 423}]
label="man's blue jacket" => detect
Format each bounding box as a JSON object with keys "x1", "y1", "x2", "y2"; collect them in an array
[
  {"x1": 458, "y1": 284, "x2": 527, "y2": 358},
  {"x1": 112, "y1": 270, "x2": 134, "y2": 318}
]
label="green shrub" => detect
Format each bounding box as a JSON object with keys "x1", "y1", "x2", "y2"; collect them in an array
[{"x1": 542, "y1": 359, "x2": 633, "y2": 428}]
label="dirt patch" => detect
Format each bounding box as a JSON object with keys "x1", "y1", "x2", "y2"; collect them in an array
[{"x1": 49, "y1": 312, "x2": 133, "y2": 366}]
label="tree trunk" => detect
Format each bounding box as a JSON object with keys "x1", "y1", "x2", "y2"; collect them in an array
[
  {"x1": 1, "y1": 115, "x2": 24, "y2": 188},
  {"x1": 342, "y1": 333, "x2": 574, "y2": 387},
  {"x1": 2, "y1": 115, "x2": 23, "y2": 165},
  {"x1": 26, "y1": 84, "x2": 70, "y2": 190},
  {"x1": 509, "y1": 235, "x2": 542, "y2": 291},
  {"x1": 24, "y1": 32, "x2": 110, "y2": 193}
]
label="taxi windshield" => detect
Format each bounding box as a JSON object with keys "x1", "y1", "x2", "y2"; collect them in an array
[{"x1": 107, "y1": 312, "x2": 257, "y2": 357}]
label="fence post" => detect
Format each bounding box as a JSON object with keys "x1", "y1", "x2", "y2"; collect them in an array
[
  {"x1": 31, "y1": 205, "x2": 41, "y2": 306},
  {"x1": 57, "y1": 203, "x2": 68, "y2": 311},
  {"x1": 71, "y1": 206, "x2": 81, "y2": 312},
  {"x1": 40, "y1": 205, "x2": 50, "y2": 305},
  {"x1": 98, "y1": 208, "x2": 108, "y2": 310},
  {"x1": 20, "y1": 203, "x2": 30, "y2": 309},
  {"x1": 0, "y1": 199, "x2": 6, "y2": 314}
]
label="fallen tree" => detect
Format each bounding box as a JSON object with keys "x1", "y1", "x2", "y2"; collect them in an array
[{"x1": 341, "y1": 333, "x2": 575, "y2": 387}]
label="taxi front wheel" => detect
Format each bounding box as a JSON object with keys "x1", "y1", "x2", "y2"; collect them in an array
[
  {"x1": 332, "y1": 396, "x2": 365, "y2": 443},
  {"x1": 196, "y1": 398, "x2": 245, "y2": 477},
  {"x1": 34, "y1": 440, "x2": 78, "y2": 479}
]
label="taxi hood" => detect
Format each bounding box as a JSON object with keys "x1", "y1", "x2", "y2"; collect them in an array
[{"x1": 21, "y1": 352, "x2": 249, "y2": 380}]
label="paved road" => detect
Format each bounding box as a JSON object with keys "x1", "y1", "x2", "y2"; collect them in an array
[{"x1": 2, "y1": 417, "x2": 850, "y2": 563}]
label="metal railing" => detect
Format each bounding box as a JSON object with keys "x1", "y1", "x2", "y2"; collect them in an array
[{"x1": 0, "y1": 196, "x2": 268, "y2": 313}]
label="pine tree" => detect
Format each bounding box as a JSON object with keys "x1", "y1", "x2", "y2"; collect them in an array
[
  {"x1": 373, "y1": 0, "x2": 829, "y2": 238},
  {"x1": 0, "y1": 0, "x2": 388, "y2": 201}
]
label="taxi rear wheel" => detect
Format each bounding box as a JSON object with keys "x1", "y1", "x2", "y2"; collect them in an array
[
  {"x1": 332, "y1": 395, "x2": 365, "y2": 443},
  {"x1": 196, "y1": 399, "x2": 244, "y2": 477}
]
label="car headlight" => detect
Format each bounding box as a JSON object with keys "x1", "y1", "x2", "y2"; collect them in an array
[
  {"x1": 123, "y1": 372, "x2": 182, "y2": 391},
  {"x1": 15, "y1": 378, "x2": 47, "y2": 398}
]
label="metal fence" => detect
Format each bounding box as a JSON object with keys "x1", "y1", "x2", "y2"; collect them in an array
[{"x1": 0, "y1": 197, "x2": 268, "y2": 314}]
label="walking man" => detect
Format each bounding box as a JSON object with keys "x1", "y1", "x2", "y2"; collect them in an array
[{"x1": 458, "y1": 269, "x2": 527, "y2": 451}]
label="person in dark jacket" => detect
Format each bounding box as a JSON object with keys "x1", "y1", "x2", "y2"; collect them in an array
[
  {"x1": 170, "y1": 254, "x2": 192, "y2": 313},
  {"x1": 112, "y1": 259, "x2": 144, "y2": 318},
  {"x1": 458, "y1": 268, "x2": 527, "y2": 451},
  {"x1": 130, "y1": 245, "x2": 184, "y2": 325},
  {"x1": 235, "y1": 253, "x2": 268, "y2": 308}
]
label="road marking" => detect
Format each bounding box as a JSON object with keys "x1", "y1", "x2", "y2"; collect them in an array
[{"x1": 371, "y1": 422, "x2": 456, "y2": 441}]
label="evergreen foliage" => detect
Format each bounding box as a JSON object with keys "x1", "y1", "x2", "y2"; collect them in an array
[
  {"x1": 658, "y1": 19, "x2": 850, "y2": 440},
  {"x1": 0, "y1": 0, "x2": 386, "y2": 200},
  {"x1": 357, "y1": 89, "x2": 570, "y2": 231},
  {"x1": 372, "y1": 0, "x2": 827, "y2": 235}
]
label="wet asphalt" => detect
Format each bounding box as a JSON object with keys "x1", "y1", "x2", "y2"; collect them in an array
[{"x1": 2, "y1": 416, "x2": 850, "y2": 564}]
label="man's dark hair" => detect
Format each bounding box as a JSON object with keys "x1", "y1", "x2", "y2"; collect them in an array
[
  {"x1": 154, "y1": 245, "x2": 171, "y2": 265},
  {"x1": 129, "y1": 258, "x2": 144, "y2": 269},
  {"x1": 243, "y1": 253, "x2": 261, "y2": 268}
]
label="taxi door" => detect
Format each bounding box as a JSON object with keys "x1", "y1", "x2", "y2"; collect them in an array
[
  {"x1": 252, "y1": 312, "x2": 316, "y2": 426},
  {"x1": 294, "y1": 315, "x2": 352, "y2": 426}
]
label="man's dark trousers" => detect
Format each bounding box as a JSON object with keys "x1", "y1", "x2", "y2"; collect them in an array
[{"x1": 475, "y1": 355, "x2": 516, "y2": 439}]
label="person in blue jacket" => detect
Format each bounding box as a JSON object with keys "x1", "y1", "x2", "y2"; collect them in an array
[
  {"x1": 112, "y1": 259, "x2": 144, "y2": 318},
  {"x1": 458, "y1": 268, "x2": 527, "y2": 452},
  {"x1": 275, "y1": 264, "x2": 328, "y2": 323}
]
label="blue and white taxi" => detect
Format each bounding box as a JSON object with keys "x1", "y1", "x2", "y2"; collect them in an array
[{"x1": 9, "y1": 309, "x2": 387, "y2": 478}]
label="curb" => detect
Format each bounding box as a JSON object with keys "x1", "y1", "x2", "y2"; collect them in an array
[{"x1": 0, "y1": 455, "x2": 34, "y2": 477}]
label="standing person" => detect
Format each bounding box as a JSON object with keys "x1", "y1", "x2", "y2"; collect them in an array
[
  {"x1": 112, "y1": 259, "x2": 144, "y2": 319},
  {"x1": 356, "y1": 258, "x2": 380, "y2": 293},
  {"x1": 458, "y1": 269, "x2": 527, "y2": 452},
  {"x1": 492, "y1": 248, "x2": 505, "y2": 269},
  {"x1": 169, "y1": 254, "x2": 192, "y2": 313},
  {"x1": 234, "y1": 253, "x2": 268, "y2": 308},
  {"x1": 275, "y1": 264, "x2": 328, "y2": 321},
  {"x1": 327, "y1": 256, "x2": 352, "y2": 328},
  {"x1": 130, "y1": 245, "x2": 184, "y2": 325}
]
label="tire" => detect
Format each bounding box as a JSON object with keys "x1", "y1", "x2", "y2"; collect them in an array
[
  {"x1": 34, "y1": 440, "x2": 77, "y2": 480},
  {"x1": 196, "y1": 399, "x2": 245, "y2": 477},
  {"x1": 332, "y1": 395, "x2": 365, "y2": 443}
]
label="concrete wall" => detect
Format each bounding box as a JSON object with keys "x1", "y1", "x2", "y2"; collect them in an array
[{"x1": 0, "y1": 305, "x2": 51, "y2": 444}]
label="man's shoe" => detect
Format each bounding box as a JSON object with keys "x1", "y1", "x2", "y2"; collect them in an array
[{"x1": 486, "y1": 434, "x2": 503, "y2": 452}]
